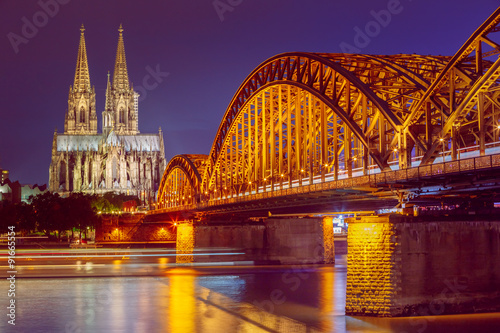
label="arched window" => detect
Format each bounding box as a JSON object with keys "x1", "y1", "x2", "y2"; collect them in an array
[
  {"x1": 80, "y1": 107, "x2": 85, "y2": 123},
  {"x1": 112, "y1": 157, "x2": 118, "y2": 181},
  {"x1": 119, "y1": 108, "x2": 125, "y2": 124},
  {"x1": 59, "y1": 161, "x2": 66, "y2": 188},
  {"x1": 88, "y1": 159, "x2": 93, "y2": 185}
]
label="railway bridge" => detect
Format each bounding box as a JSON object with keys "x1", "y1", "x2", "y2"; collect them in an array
[{"x1": 149, "y1": 8, "x2": 500, "y2": 317}]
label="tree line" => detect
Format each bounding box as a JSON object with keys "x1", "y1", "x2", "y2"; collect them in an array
[{"x1": 0, "y1": 192, "x2": 140, "y2": 238}]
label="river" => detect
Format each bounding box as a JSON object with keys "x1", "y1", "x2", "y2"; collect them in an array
[{"x1": 1, "y1": 252, "x2": 499, "y2": 332}]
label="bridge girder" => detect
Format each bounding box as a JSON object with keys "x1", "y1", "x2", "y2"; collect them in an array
[
  {"x1": 201, "y1": 52, "x2": 454, "y2": 194},
  {"x1": 157, "y1": 7, "x2": 500, "y2": 210}
]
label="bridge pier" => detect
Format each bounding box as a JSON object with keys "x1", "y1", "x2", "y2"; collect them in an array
[
  {"x1": 345, "y1": 214, "x2": 500, "y2": 317},
  {"x1": 175, "y1": 217, "x2": 334, "y2": 264}
]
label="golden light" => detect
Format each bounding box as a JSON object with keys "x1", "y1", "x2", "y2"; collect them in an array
[
  {"x1": 439, "y1": 138, "x2": 444, "y2": 142},
  {"x1": 248, "y1": 181, "x2": 252, "y2": 185},
  {"x1": 174, "y1": 223, "x2": 177, "y2": 226},
  {"x1": 169, "y1": 270, "x2": 195, "y2": 332},
  {"x1": 301, "y1": 169, "x2": 304, "y2": 172},
  {"x1": 393, "y1": 148, "x2": 398, "y2": 152},
  {"x1": 281, "y1": 174, "x2": 284, "y2": 177}
]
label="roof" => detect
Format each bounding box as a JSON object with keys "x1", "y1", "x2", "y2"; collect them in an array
[{"x1": 56, "y1": 133, "x2": 162, "y2": 152}]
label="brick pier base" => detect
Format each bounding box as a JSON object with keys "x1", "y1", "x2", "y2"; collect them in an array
[{"x1": 345, "y1": 214, "x2": 500, "y2": 317}]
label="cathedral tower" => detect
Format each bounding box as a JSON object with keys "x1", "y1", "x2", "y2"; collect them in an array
[
  {"x1": 102, "y1": 25, "x2": 139, "y2": 135},
  {"x1": 50, "y1": 25, "x2": 166, "y2": 202},
  {"x1": 64, "y1": 24, "x2": 97, "y2": 135}
]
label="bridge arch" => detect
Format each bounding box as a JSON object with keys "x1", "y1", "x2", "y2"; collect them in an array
[
  {"x1": 157, "y1": 154, "x2": 207, "y2": 208},
  {"x1": 405, "y1": 7, "x2": 500, "y2": 164},
  {"x1": 201, "y1": 52, "x2": 454, "y2": 193},
  {"x1": 157, "y1": 7, "x2": 500, "y2": 207}
]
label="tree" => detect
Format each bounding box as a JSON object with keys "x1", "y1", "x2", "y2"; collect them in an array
[
  {"x1": 90, "y1": 194, "x2": 113, "y2": 213},
  {"x1": 0, "y1": 203, "x2": 18, "y2": 233},
  {"x1": 0, "y1": 202, "x2": 36, "y2": 234},
  {"x1": 16, "y1": 202, "x2": 36, "y2": 234},
  {"x1": 65, "y1": 193, "x2": 99, "y2": 240},
  {"x1": 31, "y1": 192, "x2": 66, "y2": 238}
]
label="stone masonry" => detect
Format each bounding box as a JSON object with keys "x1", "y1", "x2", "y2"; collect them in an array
[{"x1": 346, "y1": 214, "x2": 500, "y2": 317}]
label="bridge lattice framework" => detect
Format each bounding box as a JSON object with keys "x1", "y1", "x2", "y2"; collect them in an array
[{"x1": 157, "y1": 8, "x2": 500, "y2": 210}]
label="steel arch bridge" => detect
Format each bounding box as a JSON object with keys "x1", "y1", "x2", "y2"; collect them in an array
[{"x1": 156, "y1": 7, "x2": 500, "y2": 211}]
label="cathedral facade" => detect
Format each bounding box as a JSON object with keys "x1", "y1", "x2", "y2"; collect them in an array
[{"x1": 49, "y1": 25, "x2": 166, "y2": 202}]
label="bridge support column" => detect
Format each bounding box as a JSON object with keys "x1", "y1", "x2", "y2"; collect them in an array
[
  {"x1": 174, "y1": 217, "x2": 335, "y2": 265},
  {"x1": 176, "y1": 222, "x2": 194, "y2": 263},
  {"x1": 265, "y1": 217, "x2": 335, "y2": 264},
  {"x1": 345, "y1": 214, "x2": 500, "y2": 317}
]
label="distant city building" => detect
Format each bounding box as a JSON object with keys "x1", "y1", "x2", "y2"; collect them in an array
[
  {"x1": 20, "y1": 183, "x2": 48, "y2": 203},
  {"x1": 49, "y1": 25, "x2": 166, "y2": 202},
  {"x1": 0, "y1": 179, "x2": 20, "y2": 205},
  {"x1": 0, "y1": 177, "x2": 47, "y2": 206},
  {"x1": 1, "y1": 168, "x2": 9, "y2": 183}
]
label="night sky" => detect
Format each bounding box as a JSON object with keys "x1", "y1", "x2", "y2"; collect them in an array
[{"x1": 0, "y1": 0, "x2": 498, "y2": 186}]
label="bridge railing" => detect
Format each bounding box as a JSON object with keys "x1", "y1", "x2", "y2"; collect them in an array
[{"x1": 151, "y1": 153, "x2": 500, "y2": 214}]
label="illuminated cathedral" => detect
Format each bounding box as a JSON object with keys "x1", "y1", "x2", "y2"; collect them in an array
[{"x1": 49, "y1": 25, "x2": 166, "y2": 202}]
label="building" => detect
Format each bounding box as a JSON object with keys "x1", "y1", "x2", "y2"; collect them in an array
[
  {"x1": 1, "y1": 168, "x2": 9, "y2": 183},
  {"x1": 20, "y1": 183, "x2": 48, "y2": 203},
  {"x1": 0, "y1": 179, "x2": 20, "y2": 206},
  {"x1": 0, "y1": 176, "x2": 47, "y2": 206},
  {"x1": 49, "y1": 25, "x2": 166, "y2": 202}
]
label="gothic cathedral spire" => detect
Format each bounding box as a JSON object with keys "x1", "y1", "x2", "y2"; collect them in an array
[
  {"x1": 73, "y1": 24, "x2": 91, "y2": 92},
  {"x1": 106, "y1": 25, "x2": 138, "y2": 135},
  {"x1": 65, "y1": 24, "x2": 97, "y2": 135},
  {"x1": 102, "y1": 72, "x2": 114, "y2": 134},
  {"x1": 113, "y1": 24, "x2": 130, "y2": 92}
]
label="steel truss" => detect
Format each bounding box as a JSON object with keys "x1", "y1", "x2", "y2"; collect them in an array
[{"x1": 157, "y1": 7, "x2": 500, "y2": 209}]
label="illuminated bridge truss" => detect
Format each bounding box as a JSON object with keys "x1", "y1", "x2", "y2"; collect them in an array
[{"x1": 157, "y1": 7, "x2": 500, "y2": 210}]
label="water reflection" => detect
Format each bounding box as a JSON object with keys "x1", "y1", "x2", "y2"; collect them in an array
[
  {"x1": 1, "y1": 262, "x2": 499, "y2": 332},
  {"x1": 319, "y1": 268, "x2": 334, "y2": 331},
  {"x1": 168, "y1": 269, "x2": 196, "y2": 332}
]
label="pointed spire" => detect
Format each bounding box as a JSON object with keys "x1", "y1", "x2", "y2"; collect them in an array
[
  {"x1": 105, "y1": 71, "x2": 112, "y2": 111},
  {"x1": 73, "y1": 24, "x2": 91, "y2": 92},
  {"x1": 113, "y1": 24, "x2": 130, "y2": 92}
]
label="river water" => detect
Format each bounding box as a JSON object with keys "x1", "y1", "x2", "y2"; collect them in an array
[{"x1": 1, "y1": 255, "x2": 500, "y2": 332}]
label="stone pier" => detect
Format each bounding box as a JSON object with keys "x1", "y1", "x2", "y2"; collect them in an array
[
  {"x1": 175, "y1": 217, "x2": 335, "y2": 264},
  {"x1": 345, "y1": 214, "x2": 500, "y2": 317}
]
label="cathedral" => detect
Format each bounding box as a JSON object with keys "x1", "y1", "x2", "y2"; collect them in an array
[{"x1": 49, "y1": 25, "x2": 166, "y2": 202}]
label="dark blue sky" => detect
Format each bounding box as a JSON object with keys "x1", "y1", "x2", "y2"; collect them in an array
[{"x1": 0, "y1": 0, "x2": 498, "y2": 185}]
